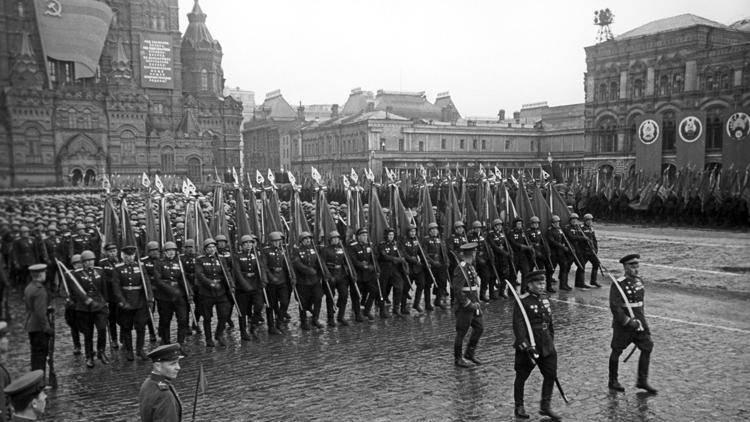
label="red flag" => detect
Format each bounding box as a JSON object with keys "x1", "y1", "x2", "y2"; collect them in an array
[
  {"x1": 119, "y1": 198, "x2": 137, "y2": 249},
  {"x1": 368, "y1": 185, "x2": 391, "y2": 245},
  {"x1": 144, "y1": 195, "x2": 158, "y2": 244},
  {"x1": 549, "y1": 184, "x2": 572, "y2": 222},
  {"x1": 390, "y1": 185, "x2": 413, "y2": 239},
  {"x1": 530, "y1": 183, "x2": 553, "y2": 230},
  {"x1": 101, "y1": 196, "x2": 119, "y2": 253},
  {"x1": 33, "y1": 0, "x2": 113, "y2": 78},
  {"x1": 418, "y1": 183, "x2": 436, "y2": 237},
  {"x1": 234, "y1": 188, "x2": 253, "y2": 239},
  {"x1": 515, "y1": 180, "x2": 535, "y2": 224},
  {"x1": 159, "y1": 197, "x2": 175, "y2": 248},
  {"x1": 315, "y1": 189, "x2": 338, "y2": 247}
]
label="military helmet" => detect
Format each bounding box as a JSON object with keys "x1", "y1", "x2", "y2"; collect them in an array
[
  {"x1": 583, "y1": 213, "x2": 594, "y2": 220},
  {"x1": 471, "y1": 221, "x2": 482, "y2": 228},
  {"x1": 71, "y1": 254, "x2": 82, "y2": 264},
  {"x1": 268, "y1": 231, "x2": 283, "y2": 241},
  {"x1": 240, "y1": 234, "x2": 254, "y2": 244},
  {"x1": 530, "y1": 216, "x2": 540, "y2": 224},
  {"x1": 299, "y1": 231, "x2": 312, "y2": 240},
  {"x1": 454, "y1": 221, "x2": 465, "y2": 228},
  {"x1": 492, "y1": 218, "x2": 503, "y2": 226},
  {"x1": 202, "y1": 238, "x2": 216, "y2": 248},
  {"x1": 551, "y1": 215, "x2": 561, "y2": 222},
  {"x1": 328, "y1": 231, "x2": 340, "y2": 239},
  {"x1": 408, "y1": 224, "x2": 417, "y2": 230},
  {"x1": 146, "y1": 241, "x2": 159, "y2": 251},
  {"x1": 215, "y1": 234, "x2": 228, "y2": 242},
  {"x1": 427, "y1": 222, "x2": 439, "y2": 229},
  {"x1": 184, "y1": 239, "x2": 196, "y2": 248},
  {"x1": 569, "y1": 213, "x2": 580, "y2": 220},
  {"x1": 164, "y1": 241, "x2": 177, "y2": 251},
  {"x1": 80, "y1": 250, "x2": 96, "y2": 261},
  {"x1": 47, "y1": 224, "x2": 58, "y2": 232}
]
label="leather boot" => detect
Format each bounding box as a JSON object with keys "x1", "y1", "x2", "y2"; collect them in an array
[
  {"x1": 400, "y1": 305, "x2": 409, "y2": 316},
  {"x1": 204, "y1": 326, "x2": 215, "y2": 347},
  {"x1": 635, "y1": 380, "x2": 658, "y2": 394},
  {"x1": 539, "y1": 399, "x2": 561, "y2": 421},
  {"x1": 514, "y1": 404, "x2": 530, "y2": 419},
  {"x1": 301, "y1": 317, "x2": 310, "y2": 331},
  {"x1": 136, "y1": 349, "x2": 148, "y2": 361},
  {"x1": 327, "y1": 316, "x2": 336, "y2": 327},
  {"x1": 311, "y1": 319, "x2": 324, "y2": 329},
  {"x1": 454, "y1": 344, "x2": 469, "y2": 368},
  {"x1": 379, "y1": 304, "x2": 390, "y2": 319},
  {"x1": 464, "y1": 347, "x2": 482, "y2": 365},
  {"x1": 97, "y1": 351, "x2": 110, "y2": 365},
  {"x1": 125, "y1": 348, "x2": 134, "y2": 361},
  {"x1": 215, "y1": 333, "x2": 227, "y2": 347},
  {"x1": 85, "y1": 357, "x2": 95, "y2": 368},
  {"x1": 608, "y1": 379, "x2": 625, "y2": 392}
]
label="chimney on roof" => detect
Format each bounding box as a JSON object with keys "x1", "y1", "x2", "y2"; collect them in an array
[
  {"x1": 498, "y1": 109, "x2": 506, "y2": 121},
  {"x1": 297, "y1": 104, "x2": 305, "y2": 121},
  {"x1": 513, "y1": 111, "x2": 520, "y2": 123},
  {"x1": 331, "y1": 104, "x2": 339, "y2": 118},
  {"x1": 366, "y1": 101, "x2": 375, "y2": 112},
  {"x1": 385, "y1": 105, "x2": 393, "y2": 118}
]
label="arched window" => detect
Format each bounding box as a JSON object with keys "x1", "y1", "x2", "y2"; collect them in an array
[
  {"x1": 672, "y1": 73, "x2": 684, "y2": 93},
  {"x1": 25, "y1": 128, "x2": 41, "y2": 163},
  {"x1": 83, "y1": 109, "x2": 92, "y2": 129},
  {"x1": 159, "y1": 14, "x2": 166, "y2": 30},
  {"x1": 200, "y1": 69, "x2": 208, "y2": 91},
  {"x1": 705, "y1": 74, "x2": 715, "y2": 91},
  {"x1": 597, "y1": 117, "x2": 617, "y2": 153},
  {"x1": 609, "y1": 81, "x2": 618, "y2": 101},
  {"x1": 658, "y1": 75, "x2": 669, "y2": 96},
  {"x1": 598, "y1": 83, "x2": 608, "y2": 102},
  {"x1": 626, "y1": 114, "x2": 640, "y2": 153},
  {"x1": 187, "y1": 157, "x2": 202, "y2": 181},
  {"x1": 720, "y1": 72, "x2": 730, "y2": 90},
  {"x1": 662, "y1": 111, "x2": 676, "y2": 151},
  {"x1": 161, "y1": 146, "x2": 175, "y2": 172},
  {"x1": 633, "y1": 79, "x2": 643, "y2": 99},
  {"x1": 706, "y1": 107, "x2": 724, "y2": 150},
  {"x1": 68, "y1": 108, "x2": 76, "y2": 128},
  {"x1": 120, "y1": 130, "x2": 136, "y2": 163}
]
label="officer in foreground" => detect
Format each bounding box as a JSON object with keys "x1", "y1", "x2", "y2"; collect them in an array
[
  {"x1": 3, "y1": 370, "x2": 47, "y2": 421},
  {"x1": 608, "y1": 254, "x2": 657, "y2": 394},
  {"x1": 452, "y1": 243, "x2": 483, "y2": 368},
  {"x1": 512, "y1": 270, "x2": 561, "y2": 420},
  {"x1": 138, "y1": 344, "x2": 184, "y2": 422}
]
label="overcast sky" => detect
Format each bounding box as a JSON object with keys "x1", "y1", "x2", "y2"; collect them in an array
[{"x1": 178, "y1": 0, "x2": 748, "y2": 117}]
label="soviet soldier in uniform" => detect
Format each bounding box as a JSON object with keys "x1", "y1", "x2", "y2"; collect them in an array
[
  {"x1": 3, "y1": 370, "x2": 48, "y2": 422},
  {"x1": 99, "y1": 244, "x2": 121, "y2": 349},
  {"x1": 84, "y1": 216, "x2": 101, "y2": 260},
  {"x1": 214, "y1": 235, "x2": 235, "y2": 329},
  {"x1": 141, "y1": 241, "x2": 161, "y2": 343},
  {"x1": 512, "y1": 270, "x2": 561, "y2": 421},
  {"x1": 452, "y1": 243, "x2": 483, "y2": 368},
  {"x1": 70, "y1": 224, "x2": 90, "y2": 256},
  {"x1": 262, "y1": 232, "x2": 290, "y2": 335},
  {"x1": 545, "y1": 215, "x2": 573, "y2": 291},
  {"x1": 349, "y1": 228, "x2": 381, "y2": 321},
  {"x1": 509, "y1": 218, "x2": 533, "y2": 287},
  {"x1": 12, "y1": 227, "x2": 41, "y2": 287},
  {"x1": 564, "y1": 214, "x2": 591, "y2": 290},
  {"x1": 292, "y1": 232, "x2": 324, "y2": 330},
  {"x1": 402, "y1": 225, "x2": 427, "y2": 313},
  {"x1": 71, "y1": 250, "x2": 109, "y2": 368},
  {"x1": 468, "y1": 221, "x2": 494, "y2": 301},
  {"x1": 526, "y1": 216, "x2": 555, "y2": 293},
  {"x1": 234, "y1": 234, "x2": 264, "y2": 340},
  {"x1": 195, "y1": 238, "x2": 233, "y2": 347},
  {"x1": 321, "y1": 231, "x2": 359, "y2": 325},
  {"x1": 43, "y1": 225, "x2": 66, "y2": 285},
  {"x1": 448, "y1": 221, "x2": 468, "y2": 285},
  {"x1": 487, "y1": 219, "x2": 511, "y2": 297},
  {"x1": 181, "y1": 239, "x2": 202, "y2": 335},
  {"x1": 112, "y1": 246, "x2": 153, "y2": 361},
  {"x1": 23, "y1": 264, "x2": 52, "y2": 374},
  {"x1": 378, "y1": 228, "x2": 408, "y2": 317},
  {"x1": 423, "y1": 222, "x2": 447, "y2": 310},
  {"x1": 139, "y1": 344, "x2": 184, "y2": 422},
  {"x1": 155, "y1": 242, "x2": 192, "y2": 348},
  {"x1": 608, "y1": 254, "x2": 657, "y2": 394},
  {"x1": 575, "y1": 214, "x2": 601, "y2": 288}
]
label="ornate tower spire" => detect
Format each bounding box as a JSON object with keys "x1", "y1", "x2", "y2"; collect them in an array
[
  {"x1": 181, "y1": 0, "x2": 224, "y2": 97},
  {"x1": 110, "y1": 38, "x2": 132, "y2": 81},
  {"x1": 11, "y1": 32, "x2": 43, "y2": 87}
]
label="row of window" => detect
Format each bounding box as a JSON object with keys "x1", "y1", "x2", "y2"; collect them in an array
[{"x1": 596, "y1": 70, "x2": 734, "y2": 103}]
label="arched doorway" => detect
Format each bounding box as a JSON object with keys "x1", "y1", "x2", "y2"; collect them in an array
[
  {"x1": 70, "y1": 169, "x2": 83, "y2": 186},
  {"x1": 187, "y1": 156, "x2": 202, "y2": 182},
  {"x1": 84, "y1": 169, "x2": 96, "y2": 186}
]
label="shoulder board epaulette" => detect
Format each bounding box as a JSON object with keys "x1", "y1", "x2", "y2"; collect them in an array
[
  {"x1": 72, "y1": 268, "x2": 82, "y2": 273},
  {"x1": 157, "y1": 381, "x2": 169, "y2": 391},
  {"x1": 349, "y1": 241, "x2": 358, "y2": 246},
  {"x1": 140, "y1": 257, "x2": 148, "y2": 261},
  {"x1": 115, "y1": 262, "x2": 125, "y2": 267},
  {"x1": 616, "y1": 276, "x2": 625, "y2": 282},
  {"x1": 93, "y1": 266, "x2": 103, "y2": 270},
  {"x1": 197, "y1": 254, "x2": 206, "y2": 259},
  {"x1": 520, "y1": 292, "x2": 530, "y2": 299}
]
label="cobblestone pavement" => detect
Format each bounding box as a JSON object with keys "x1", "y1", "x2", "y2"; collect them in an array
[{"x1": 2, "y1": 224, "x2": 749, "y2": 421}]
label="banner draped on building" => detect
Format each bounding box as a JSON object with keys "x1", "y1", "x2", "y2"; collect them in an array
[
  {"x1": 634, "y1": 114, "x2": 663, "y2": 178},
  {"x1": 675, "y1": 111, "x2": 706, "y2": 169},
  {"x1": 722, "y1": 108, "x2": 750, "y2": 171},
  {"x1": 34, "y1": 0, "x2": 113, "y2": 79}
]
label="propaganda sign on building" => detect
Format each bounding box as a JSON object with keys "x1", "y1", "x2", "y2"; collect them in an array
[{"x1": 140, "y1": 33, "x2": 174, "y2": 89}]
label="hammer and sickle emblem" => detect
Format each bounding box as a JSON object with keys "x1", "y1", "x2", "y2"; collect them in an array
[{"x1": 44, "y1": 0, "x2": 62, "y2": 17}]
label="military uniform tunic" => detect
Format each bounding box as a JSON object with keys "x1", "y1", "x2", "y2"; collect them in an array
[{"x1": 139, "y1": 373, "x2": 182, "y2": 422}]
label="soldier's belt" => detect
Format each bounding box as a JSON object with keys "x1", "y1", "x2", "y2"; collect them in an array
[
  {"x1": 461, "y1": 286, "x2": 479, "y2": 292},
  {"x1": 272, "y1": 267, "x2": 283, "y2": 272},
  {"x1": 122, "y1": 286, "x2": 143, "y2": 290},
  {"x1": 243, "y1": 272, "x2": 256, "y2": 277},
  {"x1": 328, "y1": 265, "x2": 342, "y2": 269},
  {"x1": 624, "y1": 302, "x2": 643, "y2": 307},
  {"x1": 532, "y1": 323, "x2": 549, "y2": 330}
]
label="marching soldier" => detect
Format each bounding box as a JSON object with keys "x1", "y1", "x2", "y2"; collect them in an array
[
  {"x1": 84, "y1": 216, "x2": 101, "y2": 260},
  {"x1": 24, "y1": 265, "x2": 52, "y2": 374},
  {"x1": 142, "y1": 242, "x2": 161, "y2": 343},
  {"x1": 195, "y1": 238, "x2": 233, "y2": 347},
  {"x1": 234, "y1": 234, "x2": 265, "y2": 340},
  {"x1": 349, "y1": 228, "x2": 381, "y2": 321},
  {"x1": 216, "y1": 233, "x2": 235, "y2": 329},
  {"x1": 452, "y1": 243, "x2": 483, "y2": 368},
  {"x1": 448, "y1": 222, "x2": 468, "y2": 284},
  {"x1": 575, "y1": 214, "x2": 601, "y2": 288},
  {"x1": 512, "y1": 270, "x2": 561, "y2": 421},
  {"x1": 11, "y1": 227, "x2": 41, "y2": 287},
  {"x1": 43, "y1": 225, "x2": 66, "y2": 284},
  {"x1": 467, "y1": 221, "x2": 494, "y2": 300},
  {"x1": 71, "y1": 250, "x2": 109, "y2": 368},
  {"x1": 3, "y1": 370, "x2": 47, "y2": 421},
  {"x1": 402, "y1": 225, "x2": 427, "y2": 313},
  {"x1": 546, "y1": 216, "x2": 573, "y2": 291},
  {"x1": 139, "y1": 344, "x2": 184, "y2": 422},
  {"x1": 608, "y1": 254, "x2": 657, "y2": 394},
  {"x1": 564, "y1": 214, "x2": 591, "y2": 290},
  {"x1": 527, "y1": 217, "x2": 555, "y2": 293},
  {"x1": 378, "y1": 228, "x2": 408, "y2": 317},
  {"x1": 154, "y1": 242, "x2": 192, "y2": 348},
  {"x1": 509, "y1": 218, "x2": 533, "y2": 287},
  {"x1": 321, "y1": 231, "x2": 360, "y2": 324},
  {"x1": 487, "y1": 219, "x2": 511, "y2": 297},
  {"x1": 63, "y1": 255, "x2": 83, "y2": 355},
  {"x1": 112, "y1": 246, "x2": 153, "y2": 361},
  {"x1": 70, "y1": 224, "x2": 90, "y2": 256},
  {"x1": 423, "y1": 222, "x2": 447, "y2": 310},
  {"x1": 292, "y1": 232, "x2": 324, "y2": 330},
  {"x1": 181, "y1": 239, "x2": 202, "y2": 335},
  {"x1": 99, "y1": 244, "x2": 121, "y2": 349},
  {"x1": 261, "y1": 232, "x2": 290, "y2": 335}
]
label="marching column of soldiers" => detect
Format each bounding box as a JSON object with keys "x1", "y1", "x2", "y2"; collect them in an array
[{"x1": 0, "y1": 187, "x2": 662, "y2": 422}]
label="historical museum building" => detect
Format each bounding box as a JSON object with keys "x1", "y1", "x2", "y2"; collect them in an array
[{"x1": 0, "y1": 0, "x2": 242, "y2": 187}]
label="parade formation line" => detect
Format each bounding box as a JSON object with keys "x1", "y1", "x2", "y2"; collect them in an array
[{"x1": 549, "y1": 298, "x2": 750, "y2": 335}]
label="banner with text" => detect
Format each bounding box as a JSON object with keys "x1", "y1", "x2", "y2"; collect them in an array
[
  {"x1": 675, "y1": 110, "x2": 706, "y2": 169},
  {"x1": 635, "y1": 114, "x2": 663, "y2": 177},
  {"x1": 722, "y1": 108, "x2": 750, "y2": 171},
  {"x1": 139, "y1": 33, "x2": 174, "y2": 89}
]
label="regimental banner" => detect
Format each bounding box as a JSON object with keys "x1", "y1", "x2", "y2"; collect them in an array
[
  {"x1": 635, "y1": 114, "x2": 662, "y2": 177},
  {"x1": 33, "y1": 0, "x2": 113, "y2": 79},
  {"x1": 676, "y1": 111, "x2": 706, "y2": 169},
  {"x1": 140, "y1": 33, "x2": 174, "y2": 89},
  {"x1": 722, "y1": 108, "x2": 750, "y2": 170}
]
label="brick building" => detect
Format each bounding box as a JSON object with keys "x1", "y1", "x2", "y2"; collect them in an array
[{"x1": 0, "y1": 0, "x2": 242, "y2": 187}]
